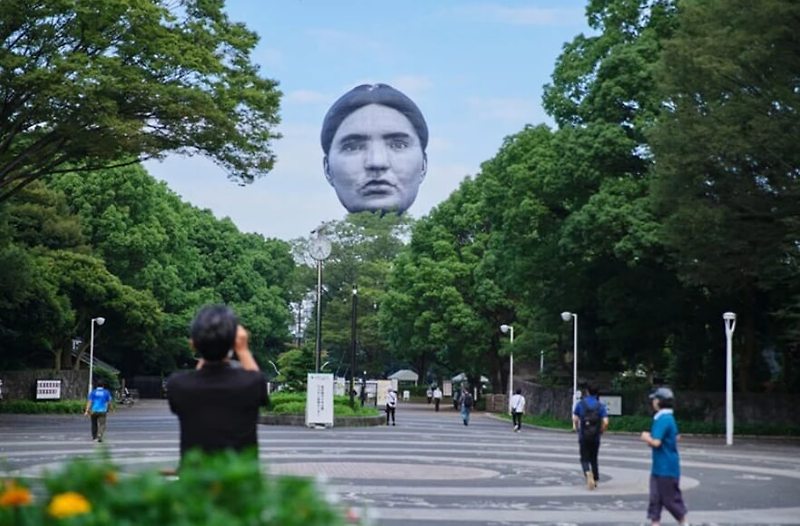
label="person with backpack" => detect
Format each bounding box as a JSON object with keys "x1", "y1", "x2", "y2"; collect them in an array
[
  {"x1": 432, "y1": 385, "x2": 442, "y2": 412},
  {"x1": 460, "y1": 386, "x2": 474, "y2": 425},
  {"x1": 572, "y1": 384, "x2": 608, "y2": 490},
  {"x1": 84, "y1": 380, "x2": 113, "y2": 442}
]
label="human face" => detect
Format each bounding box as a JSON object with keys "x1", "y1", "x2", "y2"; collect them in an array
[{"x1": 325, "y1": 104, "x2": 427, "y2": 213}]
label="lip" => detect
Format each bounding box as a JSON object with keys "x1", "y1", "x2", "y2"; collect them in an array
[{"x1": 360, "y1": 180, "x2": 396, "y2": 195}]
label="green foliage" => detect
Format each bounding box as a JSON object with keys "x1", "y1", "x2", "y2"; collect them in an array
[
  {"x1": 0, "y1": 401, "x2": 84, "y2": 414},
  {"x1": 0, "y1": 451, "x2": 351, "y2": 525},
  {"x1": 0, "y1": 0, "x2": 282, "y2": 202},
  {"x1": 266, "y1": 394, "x2": 379, "y2": 417}
]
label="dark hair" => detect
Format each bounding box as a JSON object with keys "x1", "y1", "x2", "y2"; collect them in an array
[
  {"x1": 587, "y1": 385, "x2": 599, "y2": 396},
  {"x1": 190, "y1": 305, "x2": 238, "y2": 361},
  {"x1": 515, "y1": 388, "x2": 522, "y2": 395},
  {"x1": 320, "y1": 83, "x2": 428, "y2": 155},
  {"x1": 95, "y1": 380, "x2": 106, "y2": 388}
]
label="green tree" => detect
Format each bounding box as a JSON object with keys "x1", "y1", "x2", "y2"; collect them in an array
[
  {"x1": 0, "y1": 0, "x2": 281, "y2": 202},
  {"x1": 648, "y1": 0, "x2": 800, "y2": 390}
]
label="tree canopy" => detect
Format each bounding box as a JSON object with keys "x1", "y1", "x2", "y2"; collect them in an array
[{"x1": 0, "y1": 0, "x2": 281, "y2": 202}]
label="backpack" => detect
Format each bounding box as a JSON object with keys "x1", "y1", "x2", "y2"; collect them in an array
[
  {"x1": 580, "y1": 400, "x2": 601, "y2": 440},
  {"x1": 463, "y1": 393, "x2": 474, "y2": 409}
]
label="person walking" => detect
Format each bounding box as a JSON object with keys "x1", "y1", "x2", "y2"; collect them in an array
[
  {"x1": 460, "y1": 387, "x2": 474, "y2": 426},
  {"x1": 572, "y1": 384, "x2": 608, "y2": 490},
  {"x1": 640, "y1": 387, "x2": 689, "y2": 526},
  {"x1": 510, "y1": 388, "x2": 526, "y2": 432},
  {"x1": 426, "y1": 386, "x2": 433, "y2": 404},
  {"x1": 84, "y1": 380, "x2": 113, "y2": 442},
  {"x1": 432, "y1": 385, "x2": 442, "y2": 412},
  {"x1": 385, "y1": 388, "x2": 397, "y2": 426}
]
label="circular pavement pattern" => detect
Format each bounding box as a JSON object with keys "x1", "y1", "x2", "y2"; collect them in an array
[{"x1": 1, "y1": 400, "x2": 799, "y2": 525}]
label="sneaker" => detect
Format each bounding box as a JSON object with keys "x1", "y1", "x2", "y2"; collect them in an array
[
  {"x1": 392, "y1": 422, "x2": 396, "y2": 426},
  {"x1": 585, "y1": 471, "x2": 596, "y2": 490}
]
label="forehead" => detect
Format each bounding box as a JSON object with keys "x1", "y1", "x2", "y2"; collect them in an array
[{"x1": 332, "y1": 104, "x2": 418, "y2": 142}]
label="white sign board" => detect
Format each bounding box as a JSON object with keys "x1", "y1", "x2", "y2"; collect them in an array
[
  {"x1": 36, "y1": 380, "x2": 62, "y2": 400},
  {"x1": 305, "y1": 373, "x2": 334, "y2": 427},
  {"x1": 442, "y1": 381, "x2": 453, "y2": 397},
  {"x1": 603, "y1": 395, "x2": 622, "y2": 416}
]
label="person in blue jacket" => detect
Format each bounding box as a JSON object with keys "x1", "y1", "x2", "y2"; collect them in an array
[
  {"x1": 84, "y1": 380, "x2": 113, "y2": 442},
  {"x1": 640, "y1": 386, "x2": 689, "y2": 526}
]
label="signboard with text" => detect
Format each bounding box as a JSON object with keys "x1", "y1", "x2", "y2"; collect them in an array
[
  {"x1": 603, "y1": 395, "x2": 622, "y2": 416},
  {"x1": 305, "y1": 373, "x2": 334, "y2": 427},
  {"x1": 36, "y1": 380, "x2": 62, "y2": 400}
]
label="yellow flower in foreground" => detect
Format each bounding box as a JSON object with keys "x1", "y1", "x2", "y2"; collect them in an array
[
  {"x1": 47, "y1": 492, "x2": 91, "y2": 519},
  {"x1": 0, "y1": 482, "x2": 33, "y2": 507}
]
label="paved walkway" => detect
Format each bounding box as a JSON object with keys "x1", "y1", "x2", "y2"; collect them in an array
[{"x1": 1, "y1": 400, "x2": 799, "y2": 525}]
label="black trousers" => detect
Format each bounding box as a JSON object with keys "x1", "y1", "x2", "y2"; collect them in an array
[
  {"x1": 579, "y1": 437, "x2": 601, "y2": 481},
  {"x1": 386, "y1": 405, "x2": 395, "y2": 424},
  {"x1": 434, "y1": 399, "x2": 440, "y2": 411},
  {"x1": 512, "y1": 411, "x2": 522, "y2": 428}
]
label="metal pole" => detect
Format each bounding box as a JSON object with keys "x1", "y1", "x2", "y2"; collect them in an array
[
  {"x1": 350, "y1": 287, "x2": 357, "y2": 407},
  {"x1": 88, "y1": 320, "x2": 95, "y2": 395},
  {"x1": 724, "y1": 312, "x2": 737, "y2": 446},
  {"x1": 315, "y1": 260, "x2": 322, "y2": 373},
  {"x1": 508, "y1": 327, "x2": 514, "y2": 413},
  {"x1": 540, "y1": 350, "x2": 544, "y2": 373},
  {"x1": 573, "y1": 314, "x2": 578, "y2": 408}
]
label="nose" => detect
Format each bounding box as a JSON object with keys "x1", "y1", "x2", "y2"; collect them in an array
[{"x1": 364, "y1": 142, "x2": 389, "y2": 172}]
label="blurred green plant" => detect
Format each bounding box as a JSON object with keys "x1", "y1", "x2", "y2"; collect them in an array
[{"x1": 0, "y1": 451, "x2": 359, "y2": 525}]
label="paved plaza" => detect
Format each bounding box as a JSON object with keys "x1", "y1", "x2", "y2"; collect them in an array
[{"x1": 1, "y1": 400, "x2": 799, "y2": 525}]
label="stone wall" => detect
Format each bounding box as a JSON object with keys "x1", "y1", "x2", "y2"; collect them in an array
[
  {"x1": 0, "y1": 370, "x2": 89, "y2": 400},
  {"x1": 499, "y1": 379, "x2": 800, "y2": 426}
]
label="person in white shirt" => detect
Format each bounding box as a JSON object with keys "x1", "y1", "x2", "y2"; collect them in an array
[
  {"x1": 386, "y1": 388, "x2": 398, "y2": 426},
  {"x1": 510, "y1": 388, "x2": 526, "y2": 432},
  {"x1": 432, "y1": 386, "x2": 443, "y2": 412}
]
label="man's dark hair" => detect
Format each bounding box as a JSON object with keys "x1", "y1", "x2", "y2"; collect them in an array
[
  {"x1": 655, "y1": 397, "x2": 674, "y2": 409},
  {"x1": 515, "y1": 388, "x2": 522, "y2": 395},
  {"x1": 320, "y1": 83, "x2": 428, "y2": 155},
  {"x1": 95, "y1": 380, "x2": 106, "y2": 388},
  {"x1": 587, "y1": 384, "x2": 600, "y2": 396},
  {"x1": 190, "y1": 305, "x2": 238, "y2": 361}
]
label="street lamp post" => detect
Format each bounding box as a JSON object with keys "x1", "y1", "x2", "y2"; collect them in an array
[
  {"x1": 500, "y1": 324, "x2": 514, "y2": 412},
  {"x1": 723, "y1": 312, "x2": 737, "y2": 446},
  {"x1": 88, "y1": 317, "x2": 106, "y2": 395},
  {"x1": 350, "y1": 287, "x2": 358, "y2": 408},
  {"x1": 561, "y1": 311, "x2": 578, "y2": 411}
]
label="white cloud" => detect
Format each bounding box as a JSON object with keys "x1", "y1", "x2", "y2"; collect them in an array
[
  {"x1": 465, "y1": 96, "x2": 546, "y2": 124},
  {"x1": 285, "y1": 90, "x2": 330, "y2": 105},
  {"x1": 449, "y1": 4, "x2": 584, "y2": 26}
]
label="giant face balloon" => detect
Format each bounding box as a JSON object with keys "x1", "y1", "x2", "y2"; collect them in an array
[{"x1": 321, "y1": 84, "x2": 428, "y2": 214}]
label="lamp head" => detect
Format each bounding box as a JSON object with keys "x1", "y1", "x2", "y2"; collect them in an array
[
  {"x1": 561, "y1": 311, "x2": 572, "y2": 322},
  {"x1": 723, "y1": 312, "x2": 736, "y2": 321},
  {"x1": 95, "y1": 317, "x2": 106, "y2": 326},
  {"x1": 499, "y1": 324, "x2": 511, "y2": 334}
]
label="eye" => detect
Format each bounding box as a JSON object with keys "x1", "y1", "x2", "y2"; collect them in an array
[
  {"x1": 388, "y1": 139, "x2": 409, "y2": 150},
  {"x1": 339, "y1": 141, "x2": 365, "y2": 152}
]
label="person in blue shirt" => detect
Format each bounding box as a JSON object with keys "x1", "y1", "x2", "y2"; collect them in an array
[
  {"x1": 572, "y1": 384, "x2": 609, "y2": 490},
  {"x1": 640, "y1": 386, "x2": 689, "y2": 526},
  {"x1": 84, "y1": 380, "x2": 113, "y2": 442}
]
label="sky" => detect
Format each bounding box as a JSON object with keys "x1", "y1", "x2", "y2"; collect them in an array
[{"x1": 144, "y1": 0, "x2": 592, "y2": 241}]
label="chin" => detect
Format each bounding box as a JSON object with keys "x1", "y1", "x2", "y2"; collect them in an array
[{"x1": 342, "y1": 199, "x2": 409, "y2": 215}]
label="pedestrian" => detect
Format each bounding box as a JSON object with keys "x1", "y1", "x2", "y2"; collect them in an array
[
  {"x1": 572, "y1": 384, "x2": 608, "y2": 490},
  {"x1": 426, "y1": 386, "x2": 433, "y2": 404},
  {"x1": 460, "y1": 387, "x2": 474, "y2": 426},
  {"x1": 433, "y1": 385, "x2": 442, "y2": 412},
  {"x1": 386, "y1": 388, "x2": 397, "y2": 426},
  {"x1": 84, "y1": 380, "x2": 113, "y2": 442},
  {"x1": 453, "y1": 387, "x2": 461, "y2": 410},
  {"x1": 167, "y1": 305, "x2": 267, "y2": 463},
  {"x1": 510, "y1": 388, "x2": 526, "y2": 432},
  {"x1": 640, "y1": 387, "x2": 689, "y2": 526}
]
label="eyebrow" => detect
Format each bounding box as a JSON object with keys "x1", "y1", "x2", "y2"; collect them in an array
[{"x1": 336, "y1": 132, "x2": 414, "y2": 145}]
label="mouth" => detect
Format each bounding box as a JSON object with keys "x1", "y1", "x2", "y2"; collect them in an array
[{"x1": 360, "y1": 180, "x2": 396, "y2": 196}]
